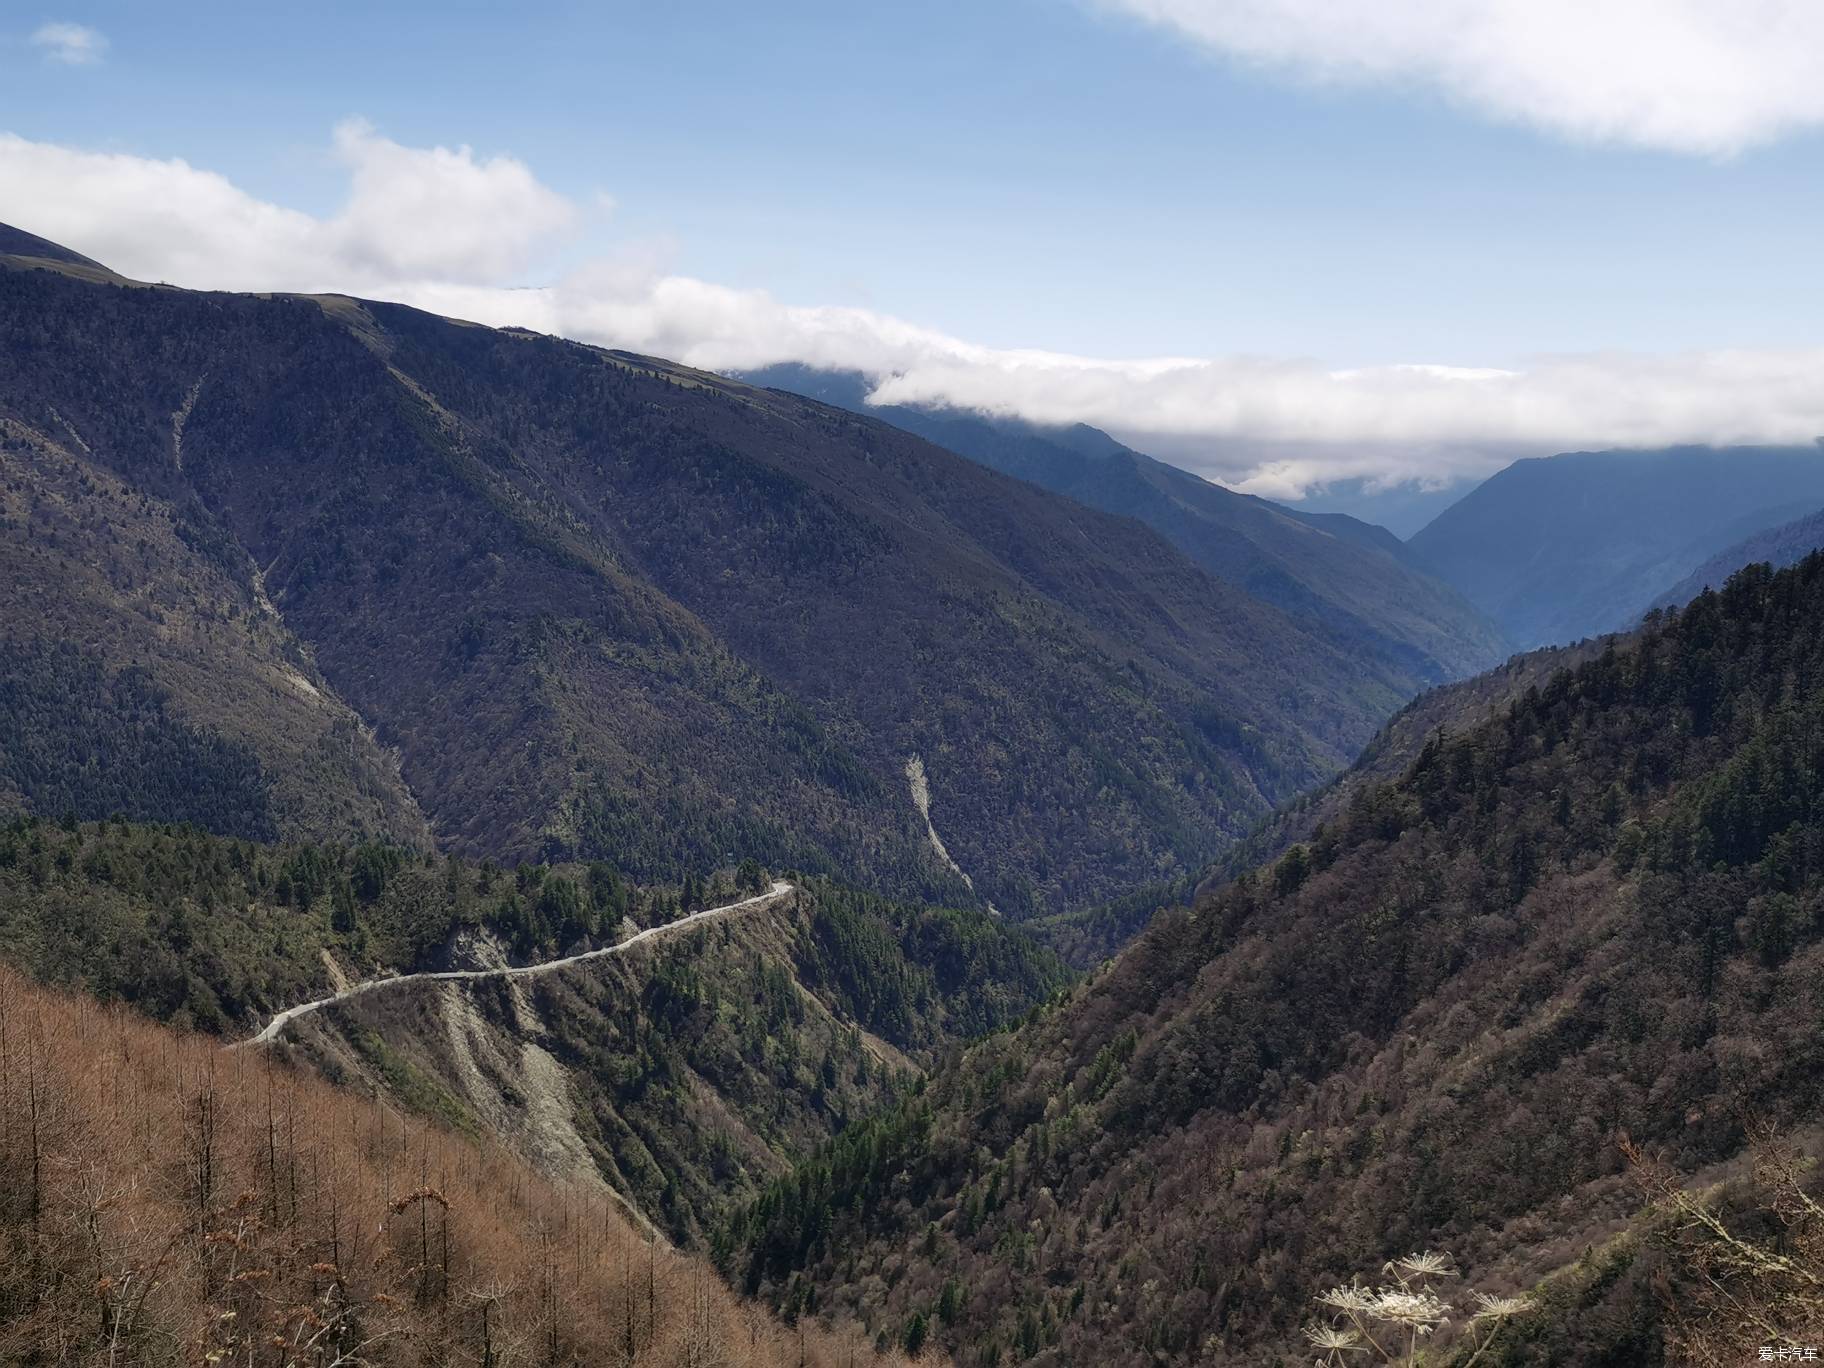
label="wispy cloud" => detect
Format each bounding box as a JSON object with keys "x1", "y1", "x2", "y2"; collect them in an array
[
  {"x1": 3, "y1": 124, "x2": 1823, "y2": 501},
  {"x1": 31, "y1": 21, "x2": 106, "y2": 66},
  {"x1": 1099, "y1": 0, "x2": 1824, "y2": 156}
]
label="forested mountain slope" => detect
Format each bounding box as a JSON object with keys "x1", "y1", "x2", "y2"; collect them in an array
[
  {"x1": 726, "y1": 553, "x2": 1824, "y2": 1365},
  {"x1": 1409, "y1": 444, "x2": 1824, "y2": 649},
  {"x1": 1652, "y1": 504, "x2": 1824, "y2": 611},
  {"x1": 1208, "y1": 637, "x2": 1613, "y2": 894},
  {"x1": 0, "y1": 816, "x2": 1067, "y2": 1246},
  {"x1": 282, "y1": 876, "x2": 1069, "y2": 1247},
  {"x1": 0, "y1": 964, "x2": 918, "y2": 1367},
  {"x1": 0, "y1": 232, "x2": 1417, "y2": 917},
  {"x1": 744, "y1": 364, "x2": 1506, "y2": 689},
  {"x1": 1031, "y1": 637, "x2": 1614, "y2": 969},
  {"x1": 0, "y1": 419, "x2": 433, "y2": 847}
]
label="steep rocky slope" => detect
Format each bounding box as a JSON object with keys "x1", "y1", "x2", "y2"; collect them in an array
[
  {"x1": 2, "y1": 232, "x2": 1421, "y2": 917},
  {"x1": 0, "y1": 816, "x2": 1067, "y2": 1246},
  {"x1": 728, "y1": 553, "x2": 1824, "y2": 1365}
]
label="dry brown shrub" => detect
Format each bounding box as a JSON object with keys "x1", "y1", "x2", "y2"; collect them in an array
[
  {"x1": 0, "y1": 965, "x2": 923, "y2": 1366},
  {"x1": 1626, "y1": 1127, "x2": 1824, "y2": 1367}
]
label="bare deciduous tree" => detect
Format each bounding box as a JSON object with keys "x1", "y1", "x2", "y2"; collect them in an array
[{"x1": 0, "y1": 965, "x2": 915, "y2": 1368}]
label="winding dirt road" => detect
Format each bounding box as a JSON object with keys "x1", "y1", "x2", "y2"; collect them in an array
[{"x1": 241, "y1": 880, "x2": 795, "y2": 1047}]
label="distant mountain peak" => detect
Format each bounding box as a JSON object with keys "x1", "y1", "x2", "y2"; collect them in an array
[
  {"x1": 740, "y1": 361, "x2": 1508, "y2": 688},
  {"x1": 1409, "y1": 442, "x2": 1824, "y2": 649}
]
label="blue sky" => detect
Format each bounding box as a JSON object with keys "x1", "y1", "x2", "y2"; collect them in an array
[{"x1": 7, "y1": 0, "x2": 1824, "y2": 512}]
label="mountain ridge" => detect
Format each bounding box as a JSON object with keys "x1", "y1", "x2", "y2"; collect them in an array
[
  {"x1": 725, "y1": 551, "x2": 1824, "y2": 1364},
  {"x1": 1408, "y1": 443, "x2": 1824, "y2": 649},
  {"x1": 1, "y1": 223, "x2": 1418, "y2": 921},
  {"x1": 741, "y1": 363, "x2": 1509, "y2": 691},
  {"x1": 1651, "y1": 503, "x2": 1824, "y2": 612},
  {"x1": 0, "y1": 812, "x2": 1071, "y2": 1246}
]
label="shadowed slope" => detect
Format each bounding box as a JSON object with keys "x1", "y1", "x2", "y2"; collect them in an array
[
  {"x1": 2, "y1": 229, "x2": 1420, "y2": 916},
  {"x1": 727, "y1": 553, "x2": 1824, "y2": 1365},
  {"x1": 744, "y1": 363, "x2": 1507, "y2": 690},
  {"x1": 1410, "y1": 444, "x2": 1824, "y2": 649}
]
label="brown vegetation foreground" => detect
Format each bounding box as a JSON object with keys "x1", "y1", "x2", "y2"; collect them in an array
[
  {"x1": 1627, "y1": 1128, "x2": 1824, "y2": 1366},
  {"x1": 0, "y1": 965, "x2": 919, "y2": 1367}
]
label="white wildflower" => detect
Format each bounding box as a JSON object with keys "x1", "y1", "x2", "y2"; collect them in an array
[
  {"x1": 1367, "y1": 1286, "x2": 1449, "y2": 1330},
  {"x1": 1316, "y1": 1285, "x2": 1377, "y2": 1313},
  {"x1": 1388, "y1": 1249, "x2": 1457, "y2": 1279},
  {"x1": 1305, "y1": 1252, "x2": 1525, "y2": 1364},
  {"x1": 1470, "y1": 1291, "x2": 1532, "y2": 1322},
  {"x1": 1303, "y1": 1323, "x2": 1367, "y2": 1351}
]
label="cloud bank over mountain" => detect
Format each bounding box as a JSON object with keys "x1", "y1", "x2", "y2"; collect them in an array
[{"x1": 5, "y1": 123, "x2": 1823, "y2": 500}]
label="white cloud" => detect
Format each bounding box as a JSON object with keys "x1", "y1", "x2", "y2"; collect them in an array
[
  {"x1": 1099, "y1": 0, "x2": 1824, "y2": 156},
  {"x1": 323, "y1": 119, "x2": 577, "y2": 282},
  {"x1": 3, "y1": 125, "x2": 1824, "y2": 501},
  {"x1": 0, "y1": 122, "x2": 576, "y2": 293},
  {"x1": 31, "y1": 21, "x2": 106, "y2": 65}
]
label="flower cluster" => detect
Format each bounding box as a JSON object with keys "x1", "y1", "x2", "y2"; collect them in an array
[{"x1": 1304, "y1": 1250, "x2": 1531, "y2": 1366}]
